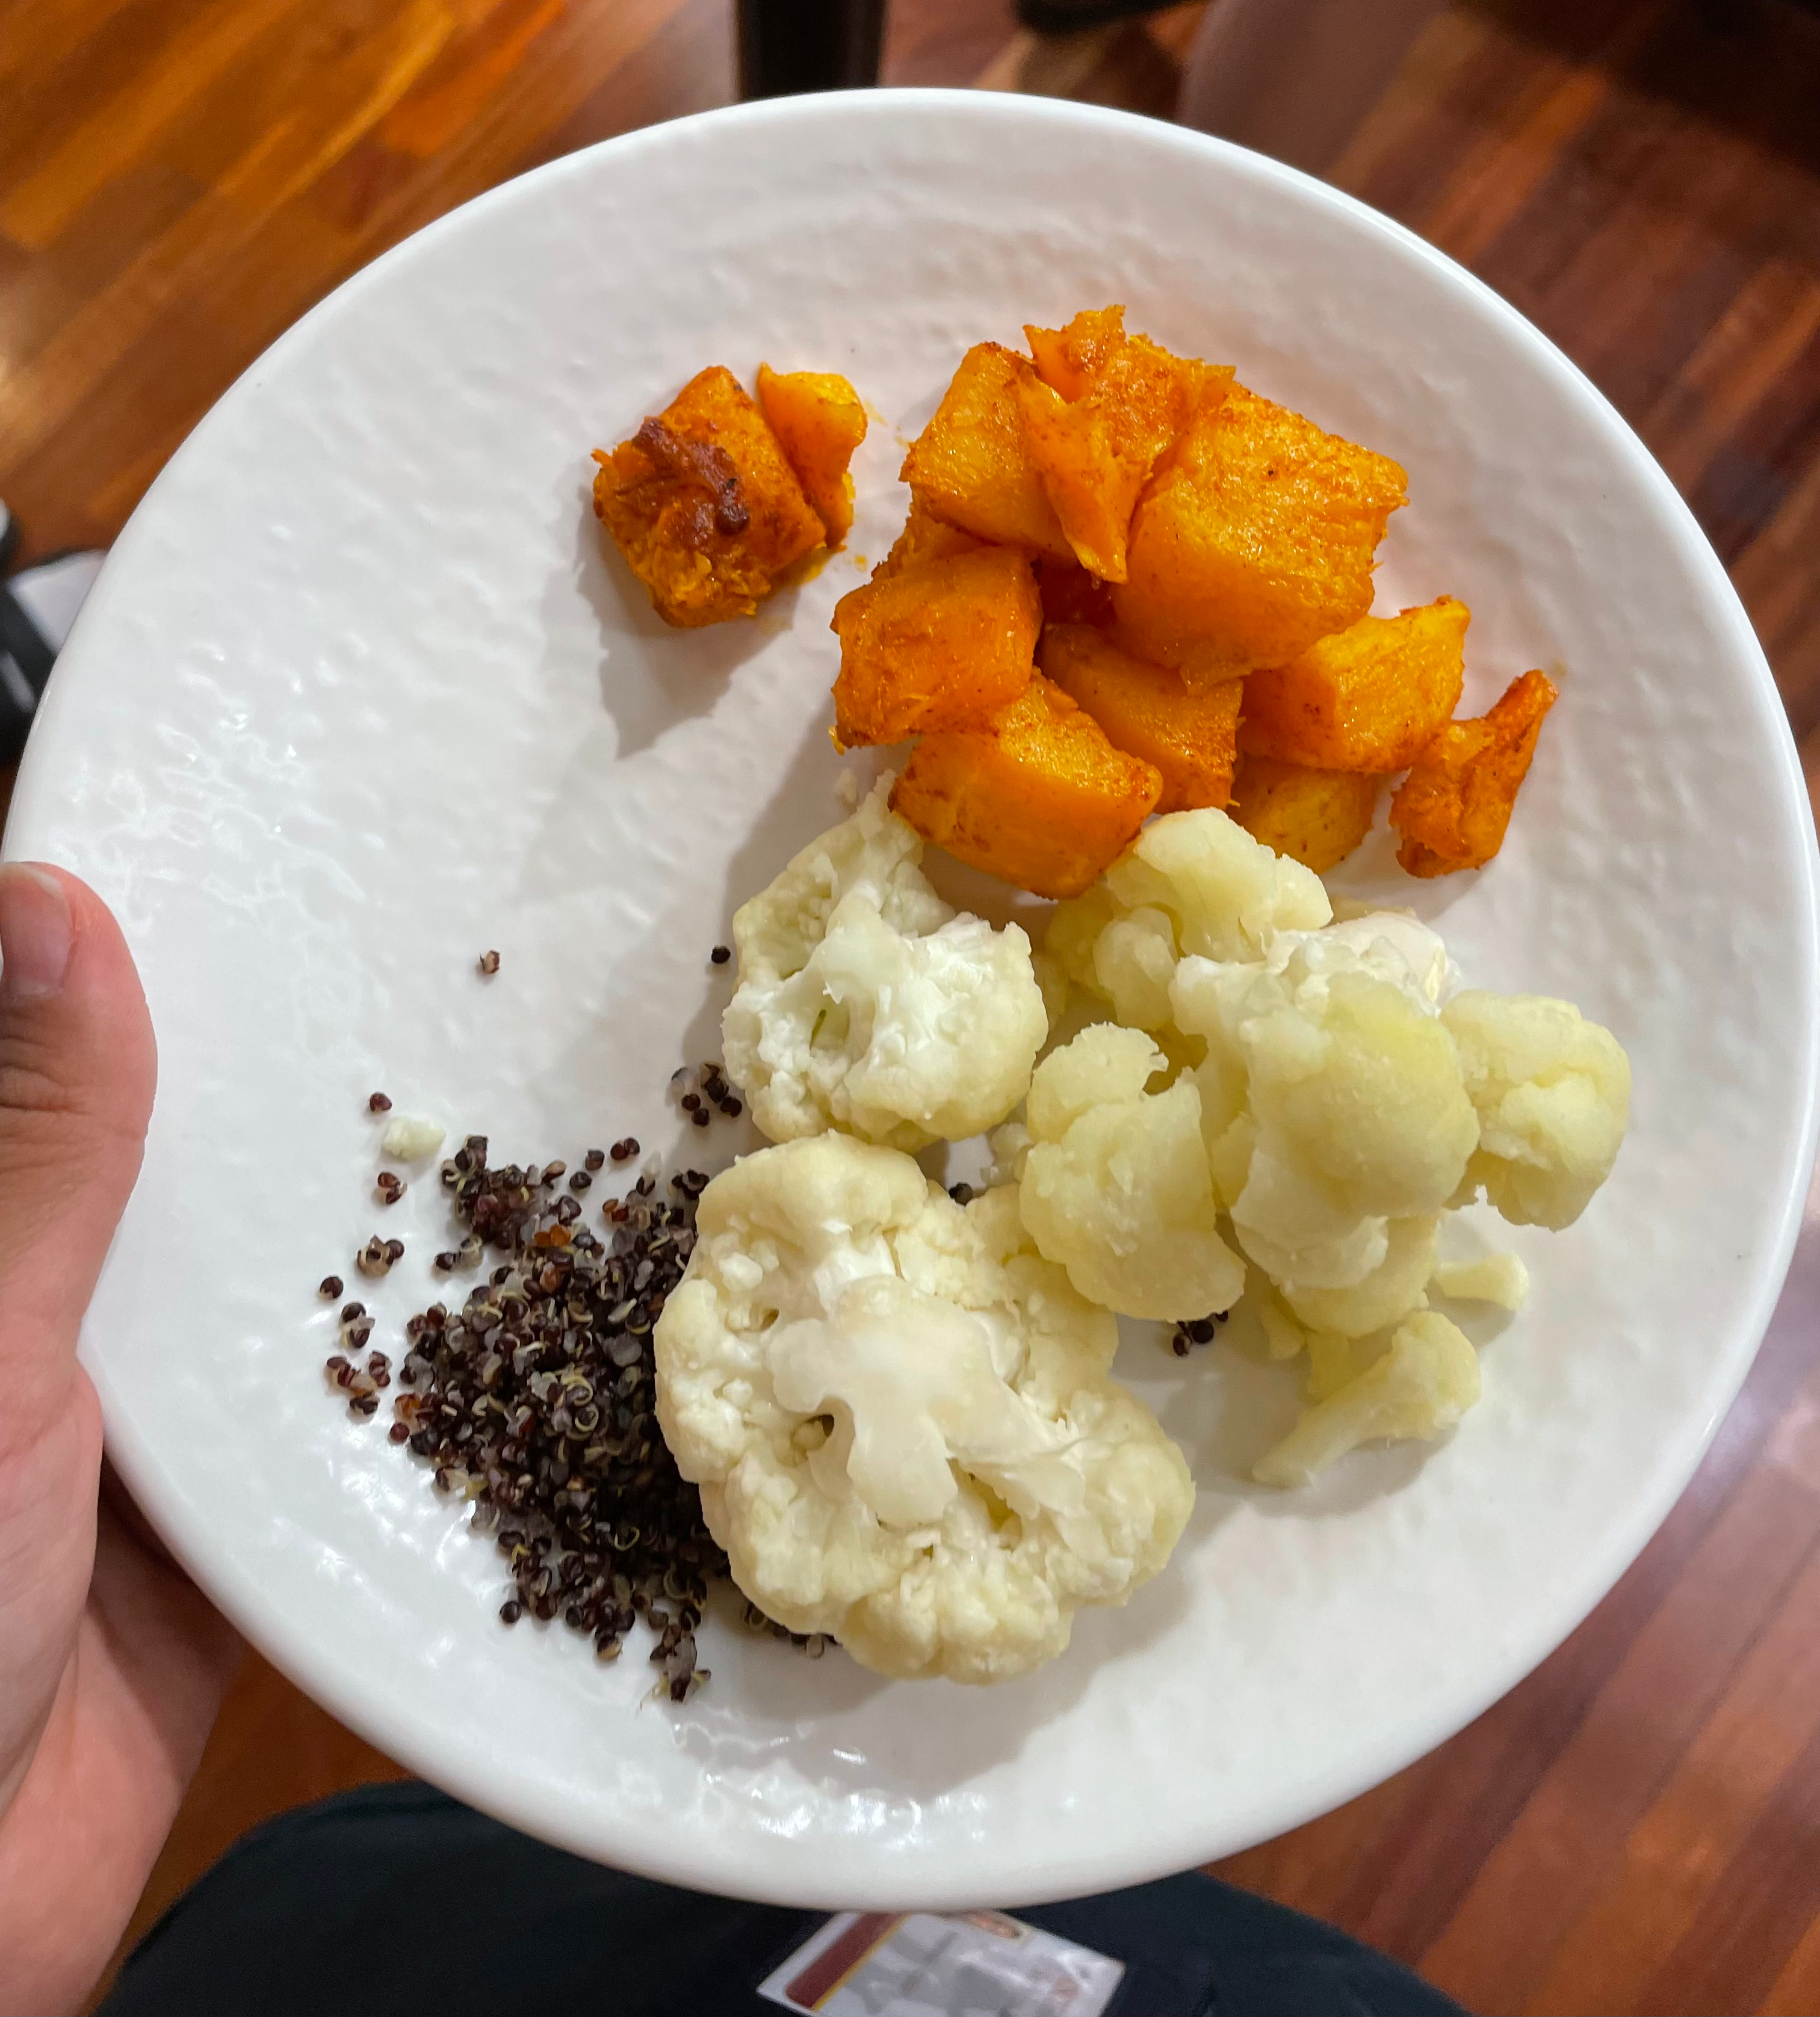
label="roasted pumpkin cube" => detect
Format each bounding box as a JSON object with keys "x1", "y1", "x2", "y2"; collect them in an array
[
  {"x1": 1110, "y1": 379, "x2": 1408, "y2": 684},
  {"x1": 891, "y1": 675, "x2": 1162, "y2": 899},
  {"x1": 1390, "y1": 669, "x2": 1558, "y2": 877},
  {"x1": 1040, "y1": 623, "x2": 1241, "y2": 814},
  {"x1": 1036, "y1": 556, "x2": 1114, "y2": 628},
  {"x1": 831, "y1": 547, "x2": 1041, "y2": 747},
  {"x1": 873, "y1": 496, "x2": 987, "y2": 582},
  {"x1": 757, "y1": 364, "x2": 867, "y2": 547},
  {"x1": 1025, "y1": 306, "x2": 1127, "y2": 401},
  {"x1": 899, "y1": 343, "x2": 1074, "y2": 559},
  {"x1": 1229, "y1": 755, "x2": 1382, "y2": 872},
  {"x1": 1018, "y1": 317, "x2": 1217, "y2": 583},
  {"x1": 593, "y1": 365, "x2": 826, "y2": 627},
  {"x1": 1239, "y1": 598, "x2": 1469, "y2": 772}
]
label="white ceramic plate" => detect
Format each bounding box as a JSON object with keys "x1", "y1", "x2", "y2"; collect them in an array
[{"x1": 9, "y1": 91, "x2": 1816, "y2": 1910}]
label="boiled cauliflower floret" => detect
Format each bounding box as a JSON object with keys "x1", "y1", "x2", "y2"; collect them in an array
[
  {"x1": 722, "y1": 777, "x2": 1047, "y2": 1150},
  {"x1": 1254, "y1": 1310, "x2": 1480, "y2": 1487},
  {"x1": 1443, "y1": 991, "x2": 1630, "y2": 1228},
  {"x1": 1047, "y1": 809, "x2": 1331, "y2": 1029},
  {"x1": 1280, "y1": 1215, "x2": 1439, "y2": 1337},
  {"x1": 653, "y1": 1134, "x2": 1193, "y2": 1683},
  {"x1": 1019, "y1": 1026, "x2": 1245, "y2": 1322},
  {"x1": 1172, "y1": 939, "x2": 1478, "y2": 1293},
  {"x1": 1432, "y1": 1251, "x2": 1530, "y2": 1309}
]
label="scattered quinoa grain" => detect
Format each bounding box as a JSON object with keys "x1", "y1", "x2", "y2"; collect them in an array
[
  {"x1": 710, "y1": 945, "x2": 730, "y2": 965},
  {"x1": 318, "y1": 1274, "x2": 344, "y2": 1300},
  {"x1": 478, "y1": 950, "x2": 501, "y2": 976},
  {"x1": 368, "y1": 1092, "x2": 392, "y2": 1113}
]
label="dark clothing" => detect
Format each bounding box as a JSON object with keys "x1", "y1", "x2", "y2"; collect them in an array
[{"x1": 101, "y1": 1780, "x2": 1467, "y2": 2016}]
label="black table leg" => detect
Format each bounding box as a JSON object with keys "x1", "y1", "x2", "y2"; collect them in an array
[{"x1": 737, "y1": 0, "x2": 886, "y2": 98}]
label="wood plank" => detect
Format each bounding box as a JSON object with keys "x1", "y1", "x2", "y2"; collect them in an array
[
  {"x1": 1527, "y1": 1517, "x2": 1820, "y2": 2011},
  {"x1": 0, "y1": 0, "x2": 155, "y2": 94},
  {"x1": 0, "y1": 0, "x2": 294, "y2": 250},
  {"x1": 0, "y1": 0, "x2": 214, "y2": 184},
  {"x1": 1644, "y1": 256, "x2": 1820, "y2": 499},
  {"x1": 884, "y1": 0, "x2": 1021, "y2": 88},
  {"x1": 1419, "y1": 1362, "x2": 1820, "y2": 2007},
  {"x1": 1641, "y1": 1714, "x2": 1820, "y2": 2016},
  {"x1": 1762, "y1": 1900, "x2": 1820, "y2": 2017}
]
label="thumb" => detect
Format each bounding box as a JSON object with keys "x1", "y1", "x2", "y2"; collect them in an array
[{"x1": 0, "y1": 864, "x2": 156, "y2": 1457}]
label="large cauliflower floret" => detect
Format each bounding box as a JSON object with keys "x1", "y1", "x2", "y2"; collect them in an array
[
  {"x1": 722, "y1": 778, "x2": 1048, "y2": 1151},
  {"x1": 1019, "y1": 1026, "x2": 1245, "y2": 1321},
  {"x1": 1443, "y1": 991, "x2": 1631, "y2": 1229},
  {"x1": 1172, "y1": 935, "x2": 1478, "y2": 1292},
  {"x1": 653, "y1": 1133, "x2": 1193, "y2": 1684},
  {"x1": 1047, "y1": 808, "x2": 1331, "y2": 1030}
]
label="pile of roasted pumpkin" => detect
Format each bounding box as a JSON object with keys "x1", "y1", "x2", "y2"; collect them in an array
[{"x1": 592, "y1": 310, "x2": 1556, "y2": 899}]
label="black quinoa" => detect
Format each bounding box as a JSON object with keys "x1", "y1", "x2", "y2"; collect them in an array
[
  {"x1": 382, "y1": 1138, "x2": 728, "y2": 1696},
  {"x1": 1169, "y1": 1311, "x2": 1227, "y2": 1357}
]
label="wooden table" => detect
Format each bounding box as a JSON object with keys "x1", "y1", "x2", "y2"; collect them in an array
[{"x1": 4, "y1": 2, "x2": 1817, "y2": 2010}]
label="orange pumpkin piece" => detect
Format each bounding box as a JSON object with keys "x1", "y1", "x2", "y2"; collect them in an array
[
  {"x1": 1025, "y1": 306, "x2": 1127, "y2": 401},
  {"x1": 891, "y1": 675, "x2": 1162, "y2": 899},
  {"x1": 831, "y1": 547, "x2": 1041, "y2": 748},
  {"x1": 1390, "y1": 670, "x2": 1559, "y2": 878},
  {"x1": 899, "y1": 343, "x2": 1074, "y2": 560},
  {"x1": 873, "y1": 496, "x2": 987, "y2": 582},
  {"x1": 1040, "y1": 623, "x2": 1241, "y2": 814},
  {"x1": 1017, "y1": 308, "x2": 1218, "y2": 583},
  {"x1": 1239, "y1": 598, "x2": 1469, "y2": 773},
  {"x1": 757, "y1": 364, "x2": 867, "y2": 547},
  {"x1": 1229, "y1": 755, "x2": 1382, "y2": 873},
  {"x1": 1110, "y1": 379, "x2": 1408, "y2": 685},
  {"x1": 1035, "y1": 556, "x2": 1114, "y2": 628},
  {"x1": 593, "y1": 366, "x2": 826, "y2": 627}
]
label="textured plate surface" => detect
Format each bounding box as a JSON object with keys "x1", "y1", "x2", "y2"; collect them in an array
[{"x1": 8, "y1": 91, "x2": 1817, "y2": 1909}]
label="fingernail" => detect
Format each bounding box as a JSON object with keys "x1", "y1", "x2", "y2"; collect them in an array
[{"x1": 0, "y1": 864, "x2": 74, "y2": 1002}]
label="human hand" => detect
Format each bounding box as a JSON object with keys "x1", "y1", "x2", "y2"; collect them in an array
[{"x1": 0, "y1": 865, "x2": 240, "y2": 2015}]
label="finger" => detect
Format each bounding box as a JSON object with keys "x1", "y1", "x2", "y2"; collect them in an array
[{"x1": 0, "y1": 864, "x2": 156, "y2": 1457}]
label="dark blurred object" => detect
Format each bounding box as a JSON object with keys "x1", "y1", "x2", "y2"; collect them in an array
[
  {"x1": 737, "y1": 0, "x2": 885, "y2": 98},
  {"x1": 0, "y1": 507, "x2": 105, "y2": 767}
]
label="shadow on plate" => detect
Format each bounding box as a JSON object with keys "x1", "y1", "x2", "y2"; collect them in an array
[
  {"x1": 553, "y1": 476, "x2": 800, "y2": 762},
  {"x1": 661, "y1": 1528, "x2": 1212, "y2": 1807}
]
